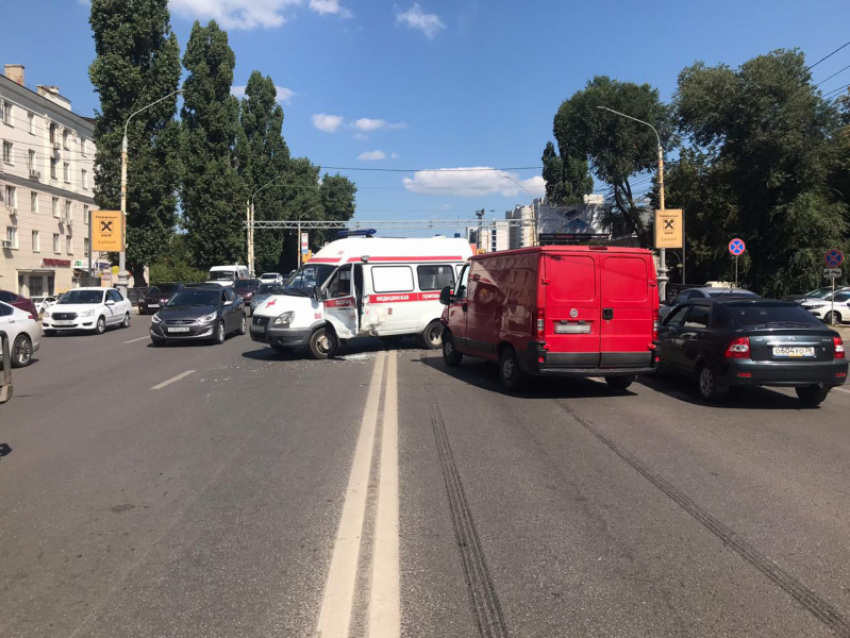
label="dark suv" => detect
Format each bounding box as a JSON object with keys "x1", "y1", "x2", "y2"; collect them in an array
[
  {"x1": 139, "y1": 283, "x2": 185, "y2": 314},
  {"x1": 657, "y1": 298, "x2": 847, "y2": 405}
]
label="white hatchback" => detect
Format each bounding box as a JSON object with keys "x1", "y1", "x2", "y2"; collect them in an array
[
  {"x1": 0, "y1": 301, "x2": 41, "y2": 367},
  {"x1": 803, "y1": 291, "x2": 850, "y2": 324},
  {"x1": 43, "y1": 288, "x2": 133, "y2": 335}
]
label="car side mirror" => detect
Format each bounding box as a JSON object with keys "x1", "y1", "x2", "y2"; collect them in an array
[
  {"x1": 105, "y1": 300, "x2": 115, "y2": 306},
  {"x1": 314, "y1": 285, "x2": 323, "y2": 301},
  {"x1": 224, "y1": 300, "x2": 233, "y2": 306},
  {"x1": 439, "y1": 286, "x2": 454, "y2": 305}
]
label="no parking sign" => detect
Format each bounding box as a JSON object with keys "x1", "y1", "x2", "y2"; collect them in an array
[{"x1": 728, "y1": 238, "x2": 746, "y2": 256}]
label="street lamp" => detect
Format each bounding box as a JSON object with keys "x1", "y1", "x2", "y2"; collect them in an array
[
  {"x1": 249, "y1": 175, "x2": 289, "y2": 277},
  {"x1": 596, "y1": 105, "x2": 668, "y2": 300},
  {"x1": 119, "y1": 88, "x2": 184, "y2": 297}
]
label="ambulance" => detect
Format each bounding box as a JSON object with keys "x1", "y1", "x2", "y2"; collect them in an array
[{"x1": 250, "y1": 236, "x2": 473, "y2": 358}]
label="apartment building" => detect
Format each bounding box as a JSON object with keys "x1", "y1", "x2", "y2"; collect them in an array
[{"x1": 1, "y1": 64, "x2": 98, "y2": 298}]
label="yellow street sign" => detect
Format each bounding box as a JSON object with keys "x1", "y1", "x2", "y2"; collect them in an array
[
  {"x1": 654, "y1": 209, "x2": 683, "y2": 249},
  {"x1": 303, "y1": 250, "x2": 313, "y2": 262},
  {"x1": 92, "y1": 210, "x2": 123, "y2": 252}
]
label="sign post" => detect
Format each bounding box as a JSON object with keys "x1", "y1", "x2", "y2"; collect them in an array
[
  {"x1": 728, "y1": 238, "x2": 746, "y2": 287},
  {"x1": 655, "y1": 209, "x2": 684, "y2": 294},
  {"x1": 824, "y1": 249, "x2": 844, "y2": 325}
]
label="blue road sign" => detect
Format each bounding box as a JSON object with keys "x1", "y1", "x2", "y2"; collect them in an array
[
  {"x1": 825, "y1": 249, "x2": 844, "y2": 268},
  {"x1": 728, "y1": 238, "x2": 746, "y2": 256}
]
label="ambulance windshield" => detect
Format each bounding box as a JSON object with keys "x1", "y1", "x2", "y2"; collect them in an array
[{"x1": 283, "y1": 264, "x2": 336, "y2": 295}]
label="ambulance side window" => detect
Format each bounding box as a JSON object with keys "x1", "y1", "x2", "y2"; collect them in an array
[
  {"x1": 417, "y1": 265, "x2": 455, "y2": 291},
  {"x1": 326, "y1": 265, "x2": 352, "y2": 299},
  {"x1": 455, "y1": 266, "x2": 470, "y2": 300}
]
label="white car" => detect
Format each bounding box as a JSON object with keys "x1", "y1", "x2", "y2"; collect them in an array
[
  {"x1": 32, "y1": 296, "x2": 59, "y2": 315},
  {"x1": 42, "y1": 288, "x2": 133, "y2": 335},
  {"x1": 802, "y1": 290, "x2": 850, "y2": 324},
  {"x1": 0, "y1": 300, "x2": 41, "y2": 367},
  {"x1": 259, "y1": 272, "x2": 284, "y2": 285}
]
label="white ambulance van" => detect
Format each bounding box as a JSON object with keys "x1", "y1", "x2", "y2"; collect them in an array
[
  {"x1": 250, "y1": 236, "x2": 472, "y2": 358},
  {"x1": 206, "y1": 265, "x2": 249, "y2": 287}
]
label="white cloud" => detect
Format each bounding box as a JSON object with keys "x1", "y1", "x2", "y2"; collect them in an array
[
  {"x1": 170, "y1": 0, "x2": 302, "y2": 29},
  {"x1": 391, "y1": 153, "x2": 400, "y2": 159},
  {"x1": 309, "y1": 0, "x2": 352, "y2": 17},
  {"x1": 403, "y1": 168, "x2": 546, "y2": 197},
  {"x1": 353, "y1": 133, "x2": 369, "y2": 141},
  {"x1": 352, "y1": 118, "x2": 407, "y2": 132},
  {"x1": 395, "y1": 3, "x2": 445, "y2": 39},
  {"x1": 231, "y1": 85, "x2": 295, "y2": 103},
  {"x1": 358, "y1": 150, "x2": 387, "y2": 161},
  {"x1": 311, "y1": 113, "x2": 345, "y2": 132}
]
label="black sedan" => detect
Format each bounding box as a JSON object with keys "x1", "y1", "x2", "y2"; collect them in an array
[
  {"x1": 149, "y1": 287, "x2": 246, "y2": 346},
  {"x1": 657, "y1": 298, "x2": 847, "y2": 405},
  {"x1": 139, "y1": 282, "x2": 185, "y2": 314}
]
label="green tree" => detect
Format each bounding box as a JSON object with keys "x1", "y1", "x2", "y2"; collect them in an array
[
  {"x1": 278, "y1": 158, "x2": 324, "y2": 272},
  {"x1": 541, "y1": 140, "x2": 593, "y2": 205},
  {"x1": 671, "y1": 50, "x2": 848, "y2": 294},
  {"x1": 89, "y1": 0, "x2": 181, "y2": 286},
  {"x1": 236, "y1": 72, "x2": 291, "y2": 273},
  {"x1": 317, "y1": 173, "x2": 357, "y2": 245},
  {"x1": 180, "y1": 20, "x2": 246, "y2": 269},
  {"x1": 553, "y1": 76, "x2": 674, "y2": 247},
  {"x1": 149, "y1": 234, "x2": 207, "y2": 284}
]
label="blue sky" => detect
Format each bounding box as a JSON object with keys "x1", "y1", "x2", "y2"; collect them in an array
[{"x1": 2, "y1": 0, "x2": 849, "y2": 237}]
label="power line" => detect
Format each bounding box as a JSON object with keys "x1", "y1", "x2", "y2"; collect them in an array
[
  {"x1": 806, "y1": 38, "x2": 850, "y2": 71},
  {"x1": 824, "y1": 82, "x2": 850, "y2": 99},
  {"x1": 815, "y1": 63, "x2": 850, "y2": 87}
]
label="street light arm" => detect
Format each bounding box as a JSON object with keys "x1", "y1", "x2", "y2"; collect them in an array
[
  {"x1": 251, "y1": 174, "x2": 288, "y2": 207},
  {"x1": 123, "y1": 88, "x2": 184, "y2": 142},
  {"x1": 596, "y1": 105, "x2": 662, "y2": 150}
]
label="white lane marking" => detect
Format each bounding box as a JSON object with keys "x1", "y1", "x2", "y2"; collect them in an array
[
  {"x1": 834, "y1": 386, "x2": 850, "y2": 395},
  {"x1": 124, "y1": 336, "x2": 150, "y2": 344},
  {"x1": 315, "y1": 352, "x2": 386, "y2": 638},
  {"x1": 150, "y1": 370, "x2": 196, "y2": 390},
  {"x1": 369, "y1": 353, "x2": 400, "y2": 638}
]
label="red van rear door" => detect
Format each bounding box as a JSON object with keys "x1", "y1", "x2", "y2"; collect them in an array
[
  {"x1": 599, "y1": 254, "x2": 653, "y2": 368},
  {"x1": 543, "y1": 252, "x2": 601, "y2": 368}
]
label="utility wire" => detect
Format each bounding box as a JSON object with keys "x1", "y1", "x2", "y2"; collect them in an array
[
  {"x1": 806, "y1": 38, "x2": 850, "y2": 71},
  {"x1": 815, "y1": 63, "x2": 850, "y2": 87}
]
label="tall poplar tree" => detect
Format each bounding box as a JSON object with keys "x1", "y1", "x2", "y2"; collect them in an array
[
  {"x1": 89, "y1": 0, "x2": 181, "y2": 286},
  {"x1": 180, "y1": 21, "x2": 245, "y2": 268}
]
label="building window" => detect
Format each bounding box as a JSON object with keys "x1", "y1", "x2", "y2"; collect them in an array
[
  {"x1": 2, "y1": 140, "x2": 12, "y2": 164},
  {"x1": 84, "y1": 237, "x2": 90, "y2": 257},
  {"x1": 31, "y1": 191, "x2": 38, "y2": 214},
  {"x1": 1, "y1": 101, "x2": 11, "y2": 125},
  {"x1": 65, "y1": 199, "x2": 72, "y2": 221},
  {"x1": 83, "y1": 204, "x2": 89, "y2": 225},
  {"x1": 28, "y1": 112, "x2": 35, "y2": 134},
  {"x1": 80, "y1": 139, "x2": 87, "y2": 156},
  {"x1": 63, "y1": 161, "x2": 70, "y2": 183},
  {"x1": 52, "y1": 196, "x2": 59, "y2": 218},
  {"x1": 50, "y1": 157, "x2": 58, "y2": 179},
  {"x1": 28, "y1": 149, "x2": 36, "y2": 170},
  {"x1": 53, "y1": 233, "x2": 60, "y2": 253},
  {"x1": 63, "y1": 129, "x2": 70, "y2": 150},
  {"x1": 5, "y1": 226, "x2": 18, "y2": 250},
  {"x1": 66, "y1": 235, "x2": 73, "y2": 255},
  {"x1": 49, "y1": 123, "x2": 57, "y2": 145},
  {"x1": 4, "y1": 185, "x2": 16, "y2": 209},
  {"x1": 32, "y1": 230, "x2": 40, "y2": 252},
  {"x1": 82, "y1": 169, "x2": 88, "y2": 189}
]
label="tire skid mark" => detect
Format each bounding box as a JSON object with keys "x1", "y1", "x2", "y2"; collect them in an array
[{"x1": 557, "y1": 400, "x2": 850, "y2": 638}]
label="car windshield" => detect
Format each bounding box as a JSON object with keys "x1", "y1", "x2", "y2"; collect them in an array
[
  {"x1": 284, "y1": 264, "x2": 336, "y2": 293},
  {"x1": 166, "y1": 290, "x2": 220, "y2": 307},
  {"x1": 146, "y1": 287, "x2": 160, "y2": 295},
  {"x1": 805, "y1": 288, "x2": 834, "y2": 299},
  {"x1": 708, "y1": 289, "x2": 758, "y2": 298},
  {"x1": 156, "y1": 283, "x2": 181, "y2": 294},
  {"x1": 258, "y1": 284, "x2": 283, "y2": 294},
  {"x1": 726, "y1": 302, "x2": 823, "y2": 327},
  {"x1": 234, "y1": 279, "x2": 260, "y2": 289},
  {"x1": 260, "y1": 274, "x2": 279, "y2": 279},
  {"x1": 208, "y1": 270, "x2": 235, "y2": 281},
  {"x1": 58, "y1": 290, "x2": 104, "y2": 304}
]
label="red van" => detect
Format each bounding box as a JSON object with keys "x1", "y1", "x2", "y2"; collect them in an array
[{"x1": 439, "y1": 246, "x2": 659, "y2": 391}]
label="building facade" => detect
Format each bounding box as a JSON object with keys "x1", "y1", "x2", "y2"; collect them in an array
[
  {"x1": 506, "y1": 204, "x2": 535, "y2": 249},
  {"x1": 1, "y1": 64, "x2": 99, "y2": 298}
]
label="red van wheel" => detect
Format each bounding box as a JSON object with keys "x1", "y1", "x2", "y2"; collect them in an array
[
  {"x1": 421, "y1": 320, "x2": 443, "y2": 349},
  {"x1": 499, "y1": 347, "x2": 527, "y2": 391},
  {"x1": 442, "y1": 331, "x2": 463, "y2": 367}
]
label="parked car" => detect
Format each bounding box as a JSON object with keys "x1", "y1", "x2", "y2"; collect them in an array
[
  {"x1": 149, "y1": 286, "x2": 246, "y2": 346},
  {"x1": 0, "y1": 290, "x2": 38, "y2": 317},
  {"x1": 139, "y1": 283, "x2": 185, "y2": 314},
  {"x1": 783, "y1": 286, "x2": 850, "y2": 305},
  {"x1": 259, "y1": 272, "x2": 284, "y2": 285},
  {"x1": 32, "y1": 296, "x2": 59, "y2": 315},
  {"x1": 657, "y1": 298, "x2": 847, "y2": 405},
  {"x1": 42, "y1": 288, "x2": 132, "y2": 335},
  {"x1": 0, "y1": 301, "x2": 41, "y2": 367},
  {"x1": 232, "y1": 279, "x2": 261, "y2": 314},
  {"x1": 659, "y1": 287, "x2": 759, "y2": 320},
  {"x1": 802, "y1": 291, "x2": 850, "y2": 324},
  {"x1": 250, "y1": 283, "x2": 284, "y2": 314},
  {"x1": 440, "y1": 245, "x2": 659, "y2": 391}
]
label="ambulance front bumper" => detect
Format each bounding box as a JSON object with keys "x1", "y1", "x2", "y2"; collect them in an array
[{"x1": 250, "y1": 316, "x2": 311, "y2": 347}]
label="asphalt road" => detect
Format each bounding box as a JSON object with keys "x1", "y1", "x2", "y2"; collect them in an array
[{"x1": 2, "y1": 316, "x2": 850, "y2": 637}]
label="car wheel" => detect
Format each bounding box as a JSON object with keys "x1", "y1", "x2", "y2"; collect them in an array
[
  {"x1": 151, "y1": 337, "x2": 166, "y2": 347},
  {"x1": 44, "y1": 329, "x2": 56, "y2": 337},
  {"x1": 420, "y1": 320, "x2": 443, "y2": 350},
  {"x1": 122, "y1": 312, "x2": 131, "y2": 328},
  {"x1": 11, "y1": 334, "x2": 33, "y2": 368},
  {"x1": 212, "y1": 321, "x2": 226, "y2": 345},
  {"x1": 238, "y1": 314, "x2": 247, "y2": 335},
  {"x1": 95, "y1": 316, "x2": 106, "y2": 335},
  {"x1": 824, "y1": 311, "x2": 842, "y2": 325},
  {"x1": 796, "y1": 384, "x2": 829, "y2": 406},
  {"x1": 606, "y1": 375, "x2": 636, "y2": 391},
  {"x1": 499, "y1": 346, "x2": 527, "y2": 392},
  {"x1": 442, "y1": 330, "x2": 463, "y2": 367},
  {"x1": 308, "y1": 326, "x2": 337, "y2": 360},
  {"x1": 697, "y1": 363, "x2": 727, "y2": 402},
  {"x1": 271, "y1": 343, "x2": 294, "y2": 355}
]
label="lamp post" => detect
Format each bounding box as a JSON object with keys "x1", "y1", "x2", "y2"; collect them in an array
[
  {"x1": 596, "y1": 105, "x2": 668, "y2": 301},
  {"x1": 249, "y1": 175, "x2": 289, "y2": 277},
  {"x1": 119, "y1": 88, "x2": 183, "y2": 297}
]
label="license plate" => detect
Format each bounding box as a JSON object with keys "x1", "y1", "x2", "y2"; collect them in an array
[
  {"x1": 167, "y1": 327, "x2": 190, "y2": 333},
  {"x1": 773, "y1": 346, "x2": 815, "y2": 358},
  {"x1": 148, "y1": 303, "x2": 160, "y2": 309},
  {"x1": 555, "y1": 323, "x2": 591, "y2": 334},
  {"x1": 53, "y1": 320, "x2": 74, "y2": 326},
  {"x1": 251, "y1": 325, "x2": 266, "y2": 333}
]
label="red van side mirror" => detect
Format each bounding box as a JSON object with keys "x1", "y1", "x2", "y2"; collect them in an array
[{"x1": 439, "y1": 286, "x2": 454, "y2": 305}]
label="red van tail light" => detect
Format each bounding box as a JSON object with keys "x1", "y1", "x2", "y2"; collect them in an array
[
  {"x1": 652, "y1": 307, "x2": 659, "y2": 341},
  {"x1": 835, "y1": 336, "x2": 846, "y2": 359},
  {"x1": 725, "y1": 336, "x2": 751, "y2": 359},
  {"x1": 533, "y1": 307, "x2": 545, "y2": 340}
]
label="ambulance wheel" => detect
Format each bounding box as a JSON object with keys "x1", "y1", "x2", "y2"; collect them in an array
[
  {"x1": 499, "y1": 347, "x2": 527, "y2": 392},
  {"x1": 309, "y1": 326, "x2": 337, "y2": 360},
  {"x1": 421, "y1": 320, "x2": 444, "y2": 350},
  {"x1": 442, "y1": 331, "x2": 463, "y2": 367}
]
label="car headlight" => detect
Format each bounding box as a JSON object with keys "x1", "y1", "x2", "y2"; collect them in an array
[
  {"x1": 274, "y1": 311, "x2": 295, "y2": 326},
  {"x1": 151, "y1": 313, "x2": 162, "y2": 323},
  {"x1": 807, "y1": 304, "x2": 824, "y2": 309},
  {"x1": 200, "y1": 312, "x2": 218, "y2": 322},
  {"x1": 80, "y1": 308, "x2": 96, "y2": 317}
]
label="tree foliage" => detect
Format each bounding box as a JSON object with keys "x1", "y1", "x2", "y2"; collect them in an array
[
  {"x1": 541, "y1": 141, "x2": 593, "y2": 205},
  {"x1": 89, "y1": 0, "x2": 181, "y2": 286},
  {"x1": 317, "y1": 173, "x2": 358, "y2": 245},
  {"x1": 180, "y1": 20, "x2": 245, "y2": 269},
  {"x1": 149, "y1": 234, "x2": 207, "y2": 284}
]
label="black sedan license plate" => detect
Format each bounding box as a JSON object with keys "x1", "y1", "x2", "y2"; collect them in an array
[
  {"x1": 168, "y1": 327, "x2": 191, "y2": 333},
  {"x1": 773, "y1": 346, "x2": 814, "y2": 358}
]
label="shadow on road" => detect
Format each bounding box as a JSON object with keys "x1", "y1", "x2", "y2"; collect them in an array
[
  {"x1": 240, "y1": 335, "x2": 435, "y2": 362},
  {"x1": 0, "y1": 443, "x2": 12, "y2": 460}
]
